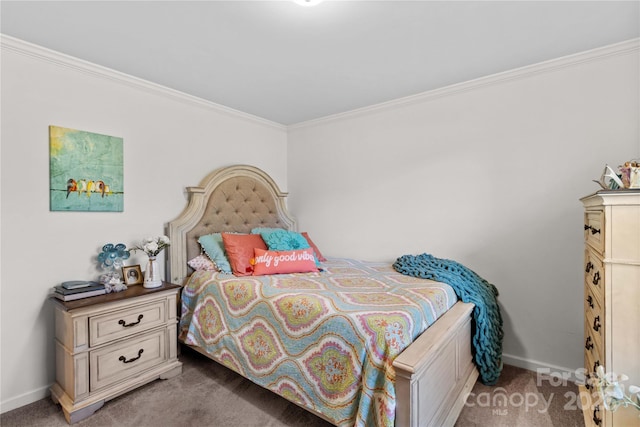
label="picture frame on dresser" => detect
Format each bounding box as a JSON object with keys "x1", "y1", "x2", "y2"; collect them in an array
[{"x1": 122, "y1": 265, "x2": 143, "y2": 285}]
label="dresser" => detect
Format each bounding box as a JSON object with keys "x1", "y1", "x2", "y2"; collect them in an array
[
  {"x1": 580, "y1": 191, "x2": 640, "y2": 427},
  {"x1": 50, "y1": 282, "x2": 183, "y2": 423}
]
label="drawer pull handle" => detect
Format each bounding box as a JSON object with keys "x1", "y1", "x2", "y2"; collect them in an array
[
  {"x1": 586, "y1": 295, "x2": 594, "y2": 308},
  {"x1": 584, "y1": 225, "x2": 602, "y2": 235},
  {"x1": 585, "y1": 373, "x2": 594, "y2": 390},
  {"x1": 119, "y1": 349, "x2": 144, "y2": 364},
  {"x1": 585, "y1": 262, "x2": 593, "y2": 273},
  {"x1": 118, "y1": 314, "x2": 143, "y2": 328},
  {"x1": 585, "y1": 336, "x2": 594, "y2": 351},
  {"x1": 593, "y1": 406, "x2": 602, "y2": 426},
  {"x1": 592, "y1": 272, "x2": 600, "y2": 285},
  {"x1": 593, "y1": 316, "x2": 601, "y2": 332}
]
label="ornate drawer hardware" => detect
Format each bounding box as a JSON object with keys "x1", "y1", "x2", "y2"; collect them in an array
[
  {"x1": 592, "y1": 271, "x2": 600, "y2": 285},
  {"x1": 593, "y1": 316, "x2": 601, "y2": 332},
  {"x1": 585, "y1": 262, "x2": 594, "y2": 273},
  {"x1": 585, "y1": 336, "x2": 594, "y2": 351},
  {"x1": 119, "y1": 349, "x2": 144, "y2": 364},
  {"x1": 586, "y1": 295, "x2": 594, "y2": 309},
  {"x1": 593, "y1": 405, "x2": 602, "y2": 426},
  {"x1": 584, "y1": 225, "x2": 601, "y2": 235},
  {"x1": 118, "y1": 314, "x2": 143, "y2": 328}
]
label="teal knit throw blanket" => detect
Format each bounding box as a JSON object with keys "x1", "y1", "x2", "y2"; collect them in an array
[{"x1": 393, "y1": 253, "x2": 503, "y2": 385}]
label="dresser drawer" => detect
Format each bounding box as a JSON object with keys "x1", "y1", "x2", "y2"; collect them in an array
[
  {"x1": 584, "y1": 249, "x2": 604, "y2": 305},
  {"x1": 584, "y1": 283, "x2": 601, "y2": 319},
  {"x1": 585, "y1": 344, "x2": 604, "y2": 384},
  {"x1": 89, "y1": 301, "x2": 166, "y2": 347},
  {"x1": 584, "y1": 209, "x2": 605, "y2": 254},
  {"x1": 584, "y1": 318, "x2": 603, "y2": 368},
  {"x1": 585, "y1": 307, "x2": 604, "y2": 364},
  {"x1": 585, "y1": 349, "x2": 606, "y2": 427},
  {"x1": 90, "y1": 329, "x2": 166, "y2": 392},
  {"x1": 580, "y1": 385, "x2": 605, "y2": 427},
  {"x1": 584, "y1": 282, "x2": 603, "y2": 356}
]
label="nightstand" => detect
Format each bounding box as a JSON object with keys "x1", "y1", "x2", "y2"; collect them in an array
[{"x1": 49, "y1": 282, "x2": 183, "y2": 423}]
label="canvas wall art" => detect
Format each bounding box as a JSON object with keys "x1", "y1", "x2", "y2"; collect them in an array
[{"x1": 49, "y1": 126, "x2": 124, "y2": 212}]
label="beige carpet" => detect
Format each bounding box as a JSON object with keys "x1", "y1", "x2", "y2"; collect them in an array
[{"x1": 1, "y1": 347, "x2": 584, "y2": 427}]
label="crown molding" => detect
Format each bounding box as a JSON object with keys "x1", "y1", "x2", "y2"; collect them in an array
[
  {"x1": 0, "y1": 34, "x2": 286, "y2": 131},
  {"x1": 289, "y1": 38, "x2": 640, "y2": 130},
  {"x1": 2, "y1": 34, "x2": 637, "y2": 132}
]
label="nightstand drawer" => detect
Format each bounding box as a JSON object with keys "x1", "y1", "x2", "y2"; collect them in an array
[
  {"x1": 90, "y1": 301, "x2": 166, "y2": 347},
  {"x1": 90, "y1": 329, "x2": 166, "y2": 392}
]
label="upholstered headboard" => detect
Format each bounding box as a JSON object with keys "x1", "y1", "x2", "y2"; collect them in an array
[{"x1": 166, "y1": 165, "x2": 296, "y2": 284}]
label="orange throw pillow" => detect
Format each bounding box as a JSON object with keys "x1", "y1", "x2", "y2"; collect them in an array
[{"x1": 221, "y1": 233, "x2": 267, "y2": 276}]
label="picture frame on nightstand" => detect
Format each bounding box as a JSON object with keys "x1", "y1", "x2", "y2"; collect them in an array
[{"x1": 122, "y1": 265, "x2": 143, "y2": 285}]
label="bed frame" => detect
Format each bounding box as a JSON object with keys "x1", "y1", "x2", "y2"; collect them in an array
[{"x1": 166, "y1": 164, "x2": 478, "y2": 427}]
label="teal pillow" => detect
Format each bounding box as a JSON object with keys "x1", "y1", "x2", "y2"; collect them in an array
[
  {"x1": 259, "y1": 229, "x2": 310, "y2": 251},
  {"x1": 250, "y1": 227, "x2": 283, "y2": 236},
  {"x1": 197, "y1": 233, "x2": 232, "y2": 273}
]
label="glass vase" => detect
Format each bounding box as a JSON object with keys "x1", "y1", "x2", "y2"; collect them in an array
[{"x1": 144, "y1": 256, "x2": 163, "y2": 288}]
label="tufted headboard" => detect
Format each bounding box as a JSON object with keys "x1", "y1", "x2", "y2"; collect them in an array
[{"x1": 166, "y1": 165, "x2": 296, "y2": 285}]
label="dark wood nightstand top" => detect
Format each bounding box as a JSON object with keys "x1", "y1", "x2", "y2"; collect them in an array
[{"x1": 50, "y1": 281, "x2": 181, "y2": 311}]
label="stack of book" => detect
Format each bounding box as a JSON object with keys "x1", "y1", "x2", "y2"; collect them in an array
[{"x1": 53, "y1": 281, "x2": 106, "y2": 301}]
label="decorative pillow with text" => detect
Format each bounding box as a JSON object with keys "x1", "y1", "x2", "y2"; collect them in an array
[{"x1": 252, "y1": 248, "x2": 319, "y2": 276}]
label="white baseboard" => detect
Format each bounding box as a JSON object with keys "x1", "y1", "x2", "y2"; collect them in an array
[
  {"x1": 502, "y1": 353, "x2": 585, "y2": 386},
  {"x1": 0, "y1": 384, "x2": 50, "y2": 414}
]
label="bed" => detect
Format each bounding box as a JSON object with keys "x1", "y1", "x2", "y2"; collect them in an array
[{"x1": 166, "y1": 164, "x2": 479, "y2": 427}]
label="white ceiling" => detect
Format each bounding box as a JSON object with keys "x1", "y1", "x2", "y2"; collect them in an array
[{"x1": 2, "y1": 1, "x2": 639, "y2": 125}]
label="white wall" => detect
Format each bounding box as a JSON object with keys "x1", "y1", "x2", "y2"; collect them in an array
[
  {"x1": 287, "y1": 40, "x2": 640, "y2": 375},
  {"x1": 0, "y1": 36, "x2": 288, "y2": 412},
  {"x1": 2, "y1": 34, "x2": 638, "y2": 414}
]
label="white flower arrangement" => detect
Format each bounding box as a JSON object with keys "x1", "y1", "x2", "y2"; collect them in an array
[
  {"x1": 132, "y1": 235, "x2": 170, "y2": 258},
  {"x1": 593, "y1": 365, "x2": 640, "y2": 413}
]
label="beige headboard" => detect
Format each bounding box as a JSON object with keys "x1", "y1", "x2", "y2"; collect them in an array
[{"x1": 166, "y1": 164, "x2": 296, "y2": 285}]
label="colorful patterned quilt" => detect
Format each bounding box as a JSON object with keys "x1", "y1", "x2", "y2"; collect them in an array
[{"x1": 179, "y1": 257, "x2": 457, "y2": 427}]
